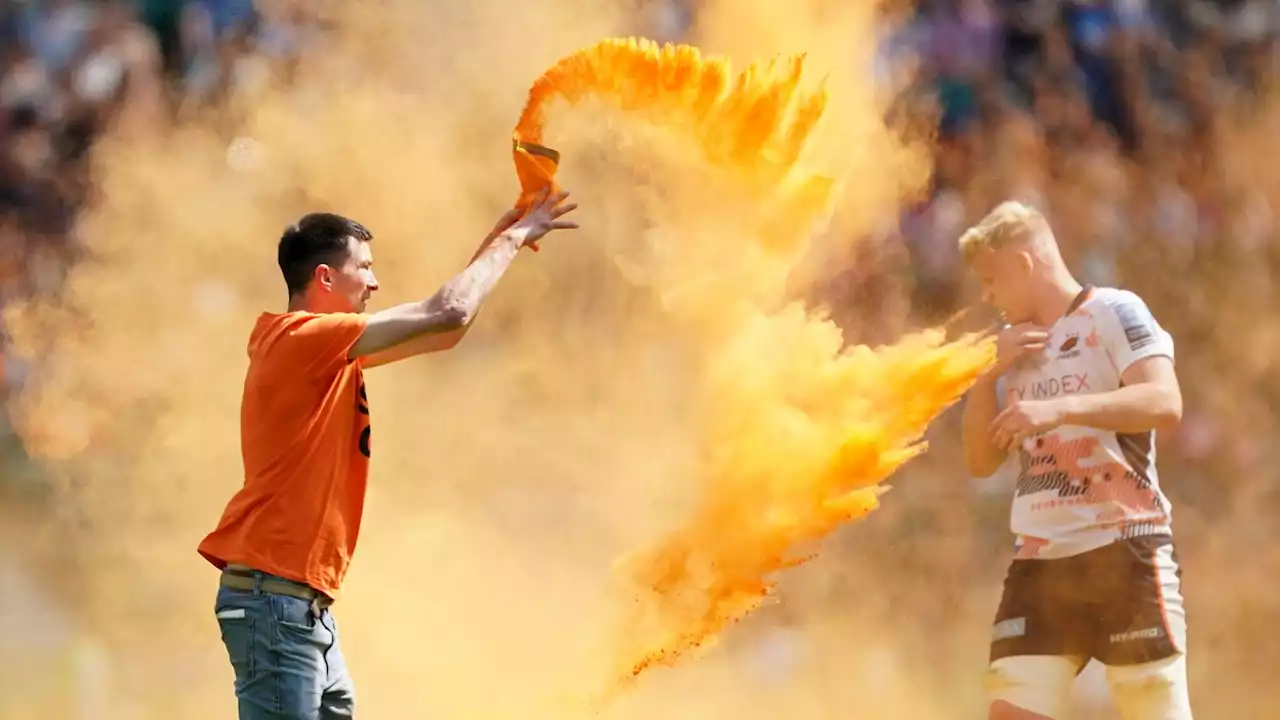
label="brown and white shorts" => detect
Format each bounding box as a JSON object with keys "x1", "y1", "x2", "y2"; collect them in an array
[{"x1": 990, "y1": 534, "x2": 1187, "y2": 666}]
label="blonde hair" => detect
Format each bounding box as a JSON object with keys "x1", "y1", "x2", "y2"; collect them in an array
[{"x1": 957, "y1": 200, "x2": 1051, "y2": 265}]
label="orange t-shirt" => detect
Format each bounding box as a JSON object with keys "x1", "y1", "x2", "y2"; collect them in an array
[{"x1": 198, "y1": 311, "x2": 371, "y2": 598}]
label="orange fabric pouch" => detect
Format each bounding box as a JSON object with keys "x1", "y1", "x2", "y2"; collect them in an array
[{"x1": 511, "y1": 136, "x2": 561, "y2": 252}]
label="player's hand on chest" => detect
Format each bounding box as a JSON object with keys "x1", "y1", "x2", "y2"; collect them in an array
[{"x1": 1005, "y1": 318, "x2": 1110, "y2": 404}]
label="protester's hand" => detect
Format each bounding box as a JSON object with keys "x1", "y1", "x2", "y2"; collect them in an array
[
  {"x1": 486, "y1": 207, "x2": 523, "y2": 243},
  {"x1": 468, "y1": 207, "x2": 524, "y2": 263},
  {"x1": 509, "y1": 188, "x2": 579, "y2": 248}
]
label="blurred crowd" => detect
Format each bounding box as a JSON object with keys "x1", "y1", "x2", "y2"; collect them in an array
[
  {"x1": 0, "y1": 0, "x2": 1277, "y2": 483},
  {"x1": 0, "y1": 0, "x2": 325, "y2": 441},
  {"x1": 2, "y1": 0, "x2": 1278, "y2": 492},
  {"x1": 3, "y1": 0, "x2": 1279, "y2": 497}
]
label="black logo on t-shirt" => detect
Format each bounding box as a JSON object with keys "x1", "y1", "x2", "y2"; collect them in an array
[{"x1": 357, "y1": 377, "x2": 371, "y2": 458}]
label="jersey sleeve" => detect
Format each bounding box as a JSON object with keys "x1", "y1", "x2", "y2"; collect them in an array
[
  {"x1": 1099, "y1": 291, "x2": 1174, "y2": 377},
  {"x1": 278, "y1": 312, "x2": 369, "y2": 378}
]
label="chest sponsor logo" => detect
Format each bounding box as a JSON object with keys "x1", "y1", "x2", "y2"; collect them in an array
[{"x1": 1008, "y1": 372, "x2": 1090, "y2": 401}]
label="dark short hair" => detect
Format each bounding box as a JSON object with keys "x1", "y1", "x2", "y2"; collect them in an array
[{"x1": 277, "y1": 213, "x2": 372, "y2": 296}]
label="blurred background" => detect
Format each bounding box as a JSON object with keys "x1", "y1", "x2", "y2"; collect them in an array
[{"x1": 1, "y1": 0, "x2": 1278, "y2": 718}]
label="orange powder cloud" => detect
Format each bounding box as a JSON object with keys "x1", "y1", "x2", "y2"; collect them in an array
[{"x1": 505, "y1": 37, "x2": 995, "y2": 696}]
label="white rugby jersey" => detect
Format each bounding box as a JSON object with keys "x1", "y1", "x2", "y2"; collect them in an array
[{"x1": 998, "y1": 285, "x2": 1176, "y2": 560}]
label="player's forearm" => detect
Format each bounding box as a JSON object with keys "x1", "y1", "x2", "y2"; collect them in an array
[
  {"x1": 962, "y1": 373, "x2": 1007, "y2": 478},
  {"x1": 1057, "y1": 383, "x2": 1182, "y2": 434}
]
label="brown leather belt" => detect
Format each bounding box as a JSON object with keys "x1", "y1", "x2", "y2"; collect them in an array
[{"x1": 220, "y1": 565, "x2": 333, "y2": 612}]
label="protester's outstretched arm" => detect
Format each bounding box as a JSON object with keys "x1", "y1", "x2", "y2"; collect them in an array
[
  {"x1": 360, "y1": 208, "x2": 522, "y2": 367},
  {"x1": 353, "y1": 190, "x2": 577, "y2": 365}
]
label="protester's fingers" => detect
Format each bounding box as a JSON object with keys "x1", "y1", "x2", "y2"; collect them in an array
[
  {"x1": 490, "y1": 207, "x2": 522, "y2": 236},
  {"x1": 542, "y1": 190, "x2": 571, "y2": 210},
  {"x1": 552, "y1": 202, "x2": 579, "y2": 218},
  {"x1": 529, "y1": 186, "x2": 551, "y2": 209}
]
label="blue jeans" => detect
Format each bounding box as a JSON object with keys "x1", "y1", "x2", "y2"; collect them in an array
[{"x1": 214, "y1": 574, "x2": 355, "y2": 719}]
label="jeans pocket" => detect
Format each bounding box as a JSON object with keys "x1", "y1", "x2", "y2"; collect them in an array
[
  {"x1": 270, "y1": 593, "x2": 316, "y2": 634},
  {"x1": 215, "y1": 606, "x2": 256, "y2": 687}
]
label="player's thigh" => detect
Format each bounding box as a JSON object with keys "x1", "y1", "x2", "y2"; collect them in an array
[
  {"x1": 986, "y1": 557, "x2": 1091, "y2": 719},
  {"x1": 1104, "y1": 653, "x2": 1193, "y2": 720},
  {"x1": 990, "y1": 557, "x2": 1090, "y2": 662},
  {"x1": 985, "y1": 655, "x2": 1086, "y2": 719},
  {"x1": 1093, "y1": 537, "x2": 1187, "y2": 666}
]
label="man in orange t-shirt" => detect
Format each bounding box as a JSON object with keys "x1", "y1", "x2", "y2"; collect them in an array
[{"x1": 199, "y1": 188, "x2": 578, "y2": 720}]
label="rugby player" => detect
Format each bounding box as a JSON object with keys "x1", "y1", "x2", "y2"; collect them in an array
[
  {"x1": 958, "y1": 201, "x2": 1192, "y2": 719},
  {"x1": 197, "y1": 187, "x2": 578, "y2": 719}
]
